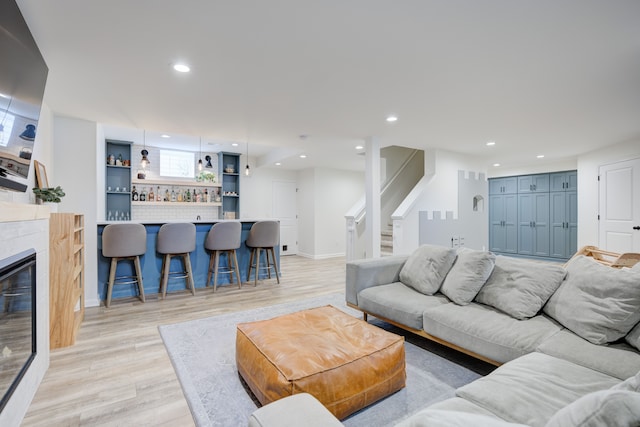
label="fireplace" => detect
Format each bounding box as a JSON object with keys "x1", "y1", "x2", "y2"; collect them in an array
[{"x1": 0, "y1": 249, "x2": 36, "y2": 413}]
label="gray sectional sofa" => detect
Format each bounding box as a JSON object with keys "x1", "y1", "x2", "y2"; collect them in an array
[{"x1": 249, "y1": 246, "x2": 640, "y2": 427}]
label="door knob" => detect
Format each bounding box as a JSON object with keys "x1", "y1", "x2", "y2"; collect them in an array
[{"x1": 633, "y1": 226, "x2": 640, "y2": 230}]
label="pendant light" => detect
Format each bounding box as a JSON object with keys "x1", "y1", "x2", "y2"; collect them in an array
[
  {"x1": 245, "y1": 140, "x2": 251, "y2": 176},
  {"x1": 198, "y1": 137, "x2": 203, "y2": 171},
  {"x1": 140, "y1": 130, "x2": 149, "y2": 169}
]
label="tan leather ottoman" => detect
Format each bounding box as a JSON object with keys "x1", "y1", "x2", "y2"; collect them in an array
[{"x1": 236, "y1": 305, "x2": 406, "y2": 420}]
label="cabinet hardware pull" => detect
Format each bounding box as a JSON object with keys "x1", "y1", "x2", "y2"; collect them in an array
[{"x1": 633, "y1": 226, "x2": 640, "y2": 230}]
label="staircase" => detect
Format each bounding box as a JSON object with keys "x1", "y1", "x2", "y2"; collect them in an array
[{"x1": 381, "y1": 228, "x2": 393, "y2": 256}]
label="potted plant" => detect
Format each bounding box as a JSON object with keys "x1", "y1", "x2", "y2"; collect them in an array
[{"x1": 33, "y1": 186, "x2": 66, "y2": 204}]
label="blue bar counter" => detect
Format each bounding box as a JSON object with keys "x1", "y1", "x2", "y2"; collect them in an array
[{"x1": 97, "y1": 220, "x2": 280, "y2": 304}]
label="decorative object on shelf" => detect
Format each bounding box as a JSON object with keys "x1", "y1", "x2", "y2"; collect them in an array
[
  {"x1": 198, "y1": 137, "x2": 203, "y2": 171},
  {"x1": 205, "y1": 155, "x2": 213, "y2": 168},
  {"x1": 197, "y1": 171, "x2": 216, "y2": 183},
  {"x1": 33, "y1": 160, "x2": 49, "y2": 188},
  {"x1": 225, "y1": 164, "x2": 235, "y2": 173},
  {"x1": 137, "y1": 168, "x2": 146, "y2": 179},
  {"x1": 140, "y1": 129, "x2": 150, "y2": 169},
  {"x1": 33, "y1": 185, "x2": 65, "y2": 203}
]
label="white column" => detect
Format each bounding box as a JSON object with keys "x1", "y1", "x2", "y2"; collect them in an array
[{"x1": 365, "y1": 137, "x2": 381, "y2": 258}]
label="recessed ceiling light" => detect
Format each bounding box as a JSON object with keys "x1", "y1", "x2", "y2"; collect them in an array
[
  {"x1": 486, "y1": 141, "x2": 496, "y2": 146},
  {"x1": 160, "y1": 134, "x2": 170, "y2": 138},
  {"x1": 537, "y1": 154, "x2": 545, "y2": 159},
  {"x1": 493, "y1": 163, "x2": 501, "y2": 167},
  {"x1": 232, "y1": 143, "x2": 239, "y2": 147},
  {"x1": 386, "y1": 115, "x2": 398, "y2": 123},
  {"x1": 299, "y1": 154, "x2": 307, "y2": 159},
  {"x1": 0, "y1": 93, "x2": 9, "y2": 99},
  {"x1": 355, "y1": 145, "x2": 364, "y2": 150},
  {"x1": 275, "y1": 162, "x2": 281, "y2": 166},
  {"x1": 173, "y1": 63, "x2": 191, "y2": 73}
]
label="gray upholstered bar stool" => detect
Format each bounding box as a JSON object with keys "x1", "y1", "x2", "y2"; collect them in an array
[
  {"x1": 204, "y1": 221, "x2": 242, "y2": 292},
  {"x1": 246, "y1": 220, "x2": 280, "y2": 286},
  {"x1": 102, "y1": 223, "x2": 146, "y2": 308},
  {"x1": 157, "y1": 222, "x2": 196, "y2": 298}
]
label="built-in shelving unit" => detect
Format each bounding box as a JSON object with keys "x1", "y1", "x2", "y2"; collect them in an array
[
  {"x1": 219, "y1": 152, "x2": 240, "y2": 219},
  {"x1": 105, "y1": 139, "x2": 132, "y2": 221},
  {"x1": 49, "y1": 213, "x2": 84, "y2": 349}
]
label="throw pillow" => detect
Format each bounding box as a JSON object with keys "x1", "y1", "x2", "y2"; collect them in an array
[
  {"x1": 543, "y1": 255, "x2": 640, "y2": 345},
  {"x1": 474, "y1": 256, "x2": 566, "y2": 319},
  {"x1": 612, "y1": 372, "x2": 640, "y2": 392},
  {"x1": 440, "y1": 249, "x2": 496, "y2": 305},
  {"x1": 626, "y1": 322, "x2": 640, "y2": 351},
  {"x1": 399, "y1": 245, "x2": 457, "y2": 295},
  {"x1": 545, "y1": 390, "x2": 640, "y2": 427}
]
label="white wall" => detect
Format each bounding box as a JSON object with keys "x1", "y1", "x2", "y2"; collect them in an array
[
  {"x1": 53, "y1": 117, "x2": 100, "y2": 307},
  {"x1": 240, "y1": 165, "x2": 297, "y2": 219},
  {"x1": 577, "y1": 138, "x2": 640, "y2": 248},
  {"x1": 296, "y1": 168, "x2": 363, "y2": 259},
  {"x1": 394, "y1": 149, "x2": 486, "y2": 255}
]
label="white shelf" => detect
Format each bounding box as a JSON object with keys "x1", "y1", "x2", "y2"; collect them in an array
[
  {"x1": 132, "y1": 201, "x2": 222, "y2": 207},
  {"x1": 132, "y1": 178, "x2": 221, "y2": 187}
]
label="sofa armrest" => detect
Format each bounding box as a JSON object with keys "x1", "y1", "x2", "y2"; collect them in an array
[
  {"x1": 248, "y1": 393, "x2": 343, "y2": 427},
  {"x1": 345, "y1": 255, "x2": 408, "y2": 306}
]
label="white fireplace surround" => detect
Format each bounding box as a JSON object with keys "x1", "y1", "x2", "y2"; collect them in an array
[{"x1": 0, "y1": 202, "x2": 50, "y2": 426}]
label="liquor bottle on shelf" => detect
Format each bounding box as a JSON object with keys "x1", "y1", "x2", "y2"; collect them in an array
[
  {"x1": 171, "y1": 187, "x2": 176, "y2": 202},
  {"x1": 148, "y1": 187, "x2": 154, "y2": 202},
  {"x1": 177, "y1": 189, "x2": 183, "y2": 202},
  {"x1": 185, "y1": 188, "x2": 191, "y2": 202},
  {"x1": 131, "y1": 186, "x2": 138, "y2": 201},
  {"x1": 156, "y1": 186, "x2": 162, "y2": 202},
  {"x1": 204, "y1": 188, "x2": 209, "y2": 202},
  {"x1": 140, "y1": 188, "x2": 146, "y2": 202},
  {"x1": 193, "y1": 189, "x2": 198, "y2": 203}
]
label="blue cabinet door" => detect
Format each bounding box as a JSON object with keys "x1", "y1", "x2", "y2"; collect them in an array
[
  {"x1": 550, "y1": 191, "x2": 578, "y2": 258},
  {"x1": 518, "y1": 193, "x2": 550, "y2": 256},
  {"x1": 489, "y1": 194, "x2": 518, "y2": 253}
]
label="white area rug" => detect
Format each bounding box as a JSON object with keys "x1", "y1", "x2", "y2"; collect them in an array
[{"x1": 159, "y1": 293, "x2": 481, "y2": 427}]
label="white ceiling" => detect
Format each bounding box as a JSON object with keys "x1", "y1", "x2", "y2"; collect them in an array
[{"x1": 16, "y1": 0, "x2": 640, "y2": 171}]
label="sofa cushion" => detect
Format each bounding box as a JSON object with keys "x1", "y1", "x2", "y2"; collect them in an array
[
  {"x1": 399, "y1": 245, "x2": 457, "y2": 295},
  {"x1": 543, "y1": 255, "x2": 640, "y2": 344},
  {"x1": 440, "y1": 249, "x2": 496, "y2": 305},
  {"x1": 456, "y1": 352, "x2": 621, "y2": 427},
  {"x1": 422, "y1": 302, "x2": 562, "y2": 364},
  {"x1": 395, "y1": 409, "x2": 530, "y2": 427},
  {"x1": 358, "y1": 282, "x2": 449, "y2": 330},
  {"x1": 545, "y1": 390, "x2": 640, "y2": 427},
  {"x1": 475, "y1": 256, "x2": 566, "y2": 320},
  {"x1": 536, "y1": 329, "x2": 640, "y2": 380},
  {"x1": 612, "y1": 371, "x2": 640, "y2": 392},
  {"x1": 626, "y1": 321, "x2": 640, "y2": 351}
]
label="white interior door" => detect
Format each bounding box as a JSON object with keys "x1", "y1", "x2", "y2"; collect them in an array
[
  {"x1": 272, "y1": 180, "x2": 298, "y2": 255},
  {"x1": 599, "y1": 158, "x2": 640, "y2": 253}
]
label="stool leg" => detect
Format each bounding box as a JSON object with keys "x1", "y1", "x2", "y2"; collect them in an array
[
  {"x1": 247, "y1": 247, "x2": 255, "y2": 283},
  {"x1": 161, "y1": 254, "x2": 171, "y2": 299},
  {"x1": 213, "y1": 250, "x2": 220, "y2": 293},
  {"x1": 225, "y1": 250, "x2": 234, "y2": 285},
  {"x1": 254, "y1": 248, "x2": 260, "y2": 286},
  {"x1": 232, "y1": 249, "x2": 241, "y2": 289},
  {"x1": 265, "y1": 248, "x2": 272, "y2": 279},
  {"x1": 106, "y1": 257, "x2": 118, "y2": 308},
  {"x1": 206, "y1": 252, "x2": 215, "y2": 287},
  {"x1": 133, "y1": 255, "x2": 145, "y2": 303},
  {"x1": 270, "y1": 247, "x2": 280, "y2": 284},
  {"x1": 184, "y1": 253, "x2": 195, "y2": 295}
]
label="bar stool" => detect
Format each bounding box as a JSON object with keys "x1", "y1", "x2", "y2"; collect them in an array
[
  {"x1": 157, "y1": 223, "x2": 196, "y2": 298},
  {"x1": 246, "y1": 220, "x2": 280, "y2": 286},
  {"x1": 204, "y1": 221, "x2": 242, "y2": 292},
  {"x1": 102, "y1": 223, "x2": 146, "y2": 308}
]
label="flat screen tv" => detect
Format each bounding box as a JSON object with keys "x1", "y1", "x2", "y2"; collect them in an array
[{"x1": 0, "y1": 0, "x2": 48, "y2": 192}]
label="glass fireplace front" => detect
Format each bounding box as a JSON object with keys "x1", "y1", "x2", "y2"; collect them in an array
[{"x1": 0, "y1": 249, "x2": 36, "y2": 412}]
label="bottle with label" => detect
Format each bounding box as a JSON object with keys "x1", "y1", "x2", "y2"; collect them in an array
[
  {"x1": 177, "y1": 189, "x2": 183, "y2": 202},
  {"x1": 171, "y1": 187, "x2": 176, "y2": 202},
  {"x1": 140, "y1": 188, "x2": 146, "y2": 202},
  {"x1": 156, "y1": 186, "x2": 162, "y2": 202},
  {"x1": 148, "y1": 187, "x2": 154, "y2": 202},
  {"x1": 204, "y1": 188, "x2": 208, "y2": 202},
  {"x1": 164, "y1": 188, "x2": 170, "y2": 202},
  {"x1": 193, "y1": 189, "x2": 198, "y2": 203},
  {"x1": 185, "y1": 188, "x2": 191, "y2": 203},
  {"x1": 131, "y1": 186, "x2": 138, "y2": 201}
]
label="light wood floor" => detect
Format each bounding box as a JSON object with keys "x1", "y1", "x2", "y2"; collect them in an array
[{"x1": 23, "y1": 255, "x2": 346, "y2": 426}]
